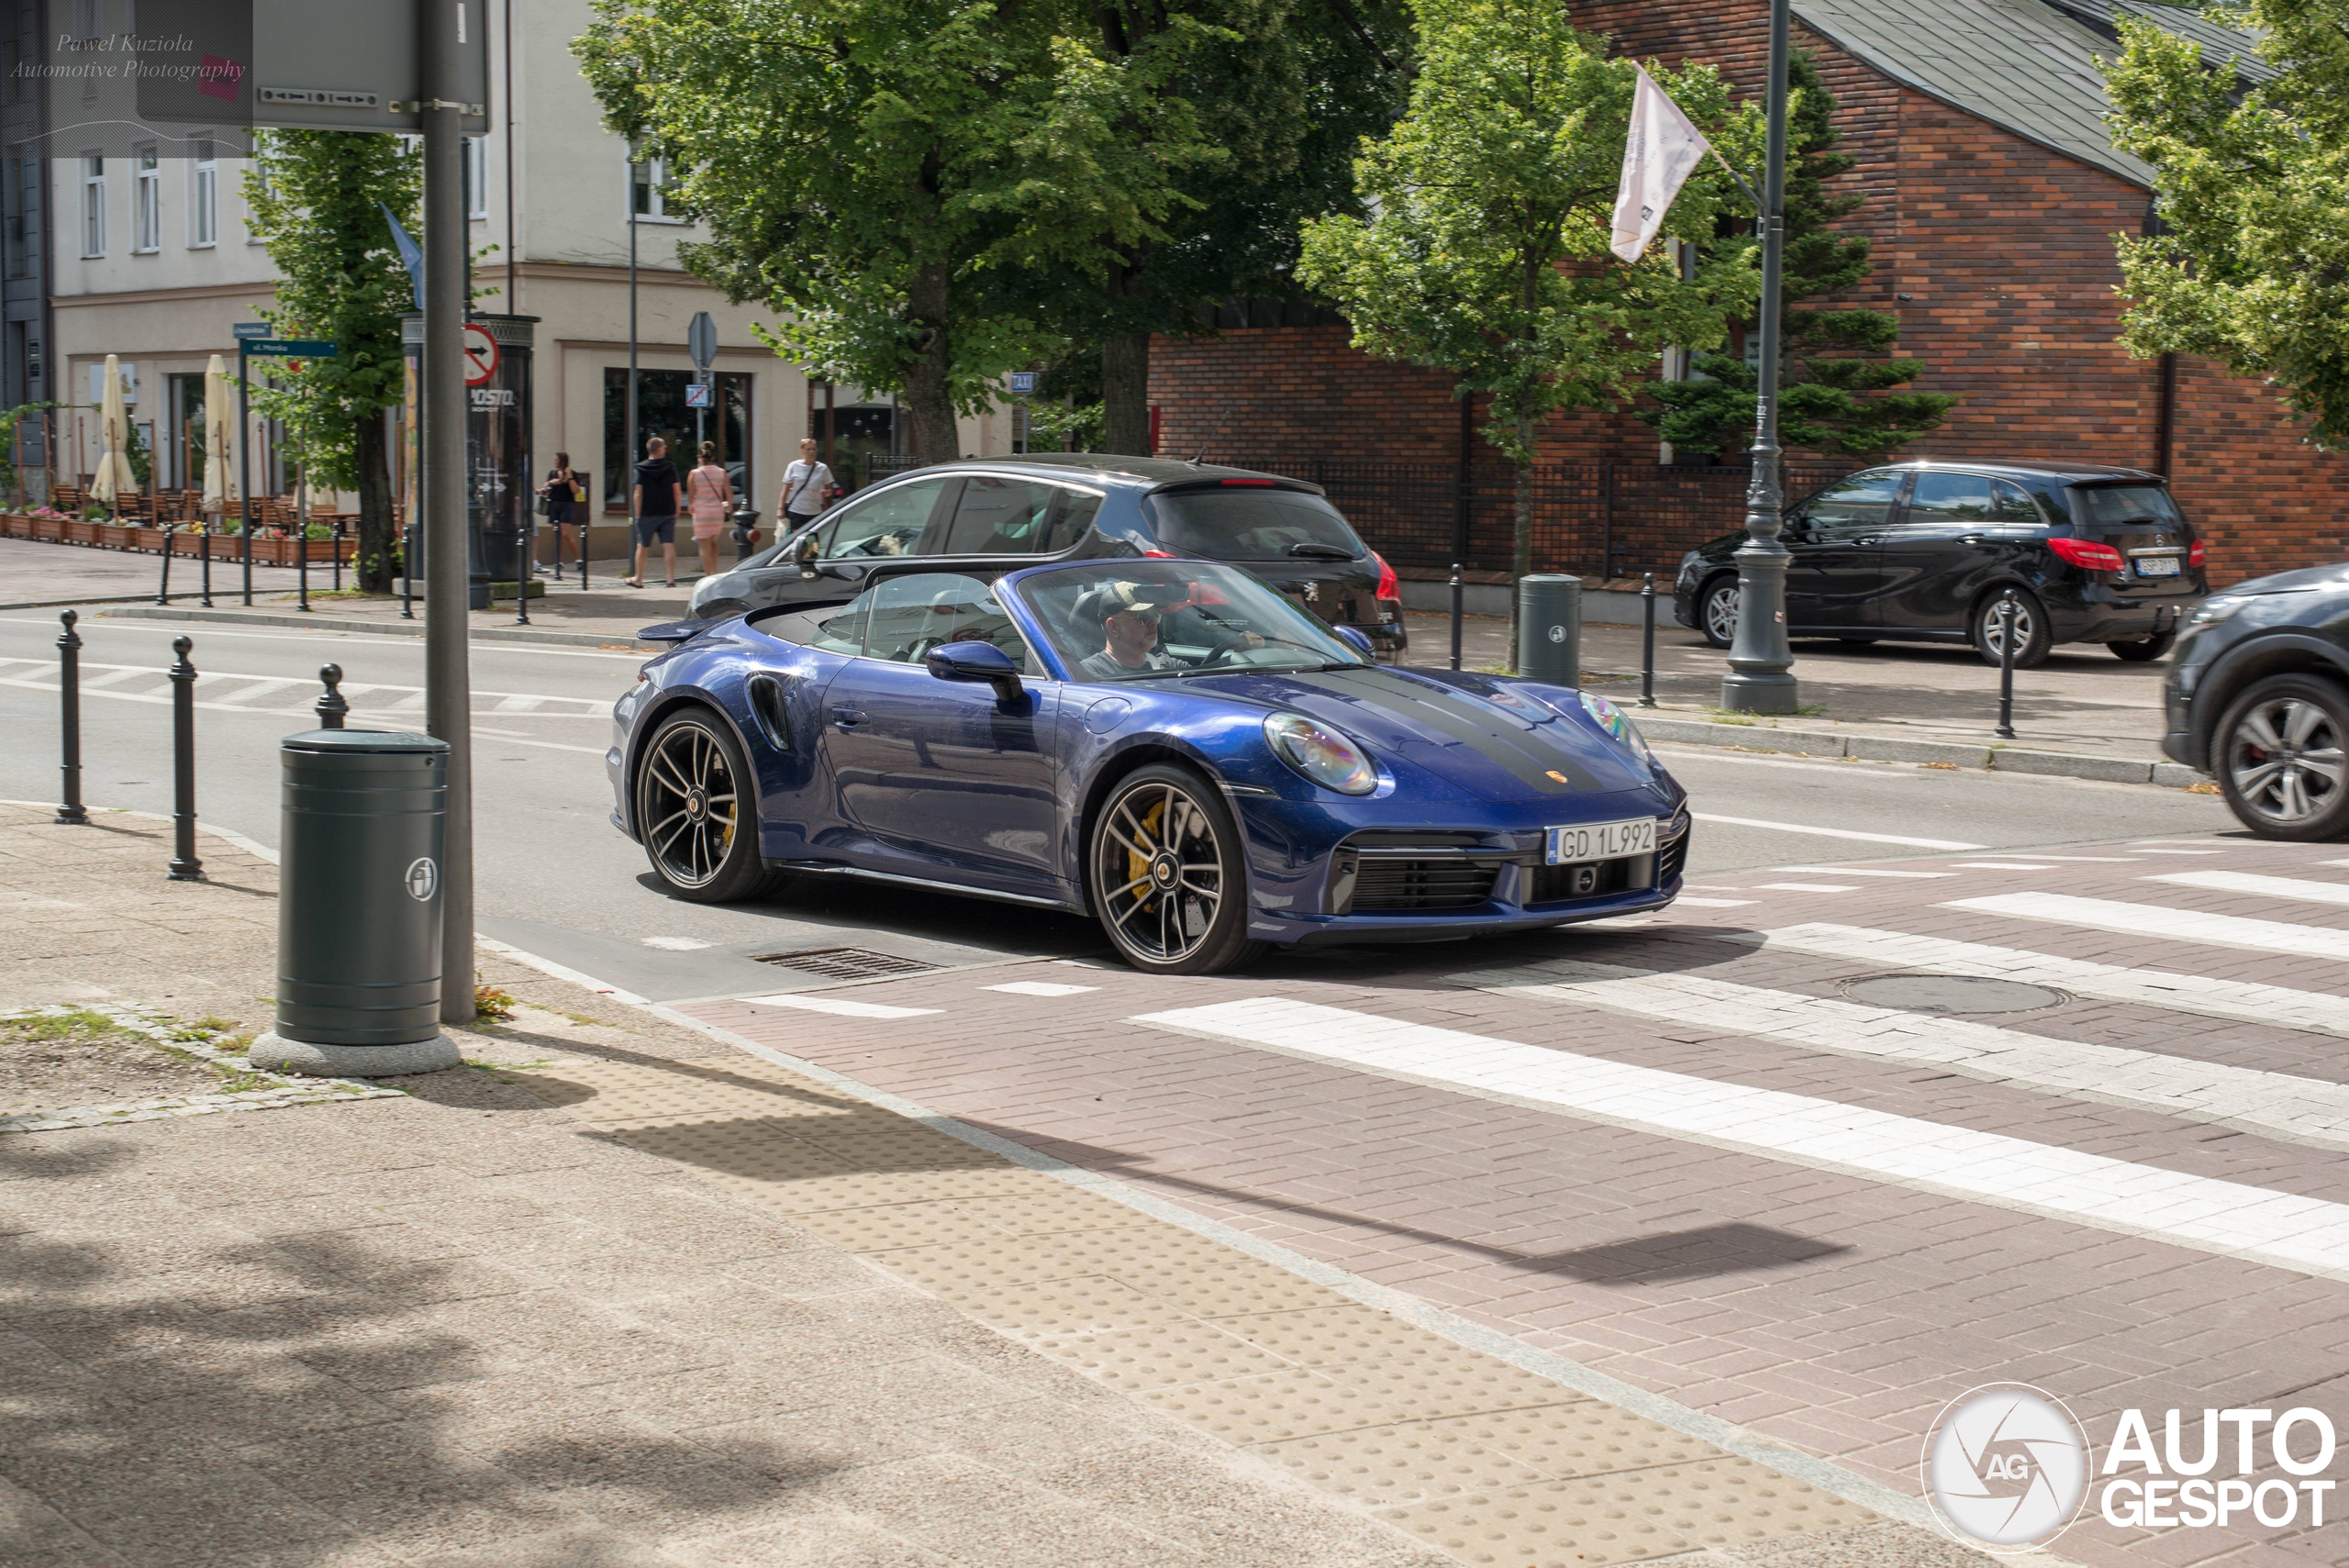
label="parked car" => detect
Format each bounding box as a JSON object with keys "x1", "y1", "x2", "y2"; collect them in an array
[
  {"x1": 612, "y1": 557, "x2": 1687, "y2": 973},
  {"x1": 2164, "y1": 563, "x2": 2349, "y2": 840},
  {"x1": 1673, "y1": 461, "x2": 2207, "y2": 666},
  {"x1": 687, "y1": 454, "x2": 1408, "y2": 660}
]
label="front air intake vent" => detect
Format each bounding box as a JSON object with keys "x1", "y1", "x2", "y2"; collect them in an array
[{"x1": 1343, "y1": 858, "x2": 1500, "y2": 912}]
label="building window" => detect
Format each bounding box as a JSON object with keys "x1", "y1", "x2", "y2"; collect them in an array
[
  {"x1": 603, "y1": 368, "x2": 751, "y2": 507},
  {"x1": 80, "y1": 154, "x2": 104, "y2": 258},
  {"x1": 188, "y1": 135, "x2": 216, "y2": 247},
  {"x1": 71, "y1": 0, "x2": 100, "y2": 40},
  {"x1": 133, "y1": 144, "x2": 160, "y2": 252},
  {"x1": 462, "y1": 135, "x2": 487, "y2": 220},
  {"x1": 629, "y1": 147, "x2": 680, "y2": 222}
]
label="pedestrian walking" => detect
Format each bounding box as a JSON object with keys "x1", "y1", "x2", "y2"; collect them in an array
[
  {"x1": 686, "y1": 440, "x2": 735, "y2": 582},
  {"x1": 537, "y1": 451, "x2": 581, "y2": 575},
  {"x1": 776, "y1": 437, "x2": 835, "y2": 539},
  {"x1": 629, "y1": 436, "x2": 681, "y2": 589}
]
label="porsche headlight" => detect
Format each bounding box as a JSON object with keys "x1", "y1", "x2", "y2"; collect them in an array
[
  {"x1": 1580, "y1": 691, "x2": 1653, "y2": 762},
  {"x1": 1264, "y1": 713, "x2": 1377, "y2": 795}
]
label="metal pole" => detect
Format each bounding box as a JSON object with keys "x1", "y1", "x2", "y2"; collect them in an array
[
  {"x1": 402, "y1": 518, "x2": 416, "y2": 617},
  {"x1": 55, "y1": 610, "x2": 87, "y2": 824},
  {"x1": 316, "y1": 662, "x2": 349, "y2": 728},
  {"x1": 156, "y1": 509, "x2": 173, "y2": 603},
  {"x1": 1720, "y1": 0, "x2": 1799, "y2": 715},
  {"x1": 424, "y1": 1, "x2": 475, "y2": 1026},
  {"x1": 166, "y1": 636, "x2": 203, "y2": 882},
  {"x1": 1995, "y1": 588, "x2": 2019, "y2": 740},
  {"x1": 1451, "y1": 392, "x2": 1470, "y2": 672},
  {"x1": 1640, "y1": 573, "x2": 1658, "y2": 708},
  {"x1": 239, "y1": 344, "x2": 251, "y2": 606},
  {"x1": 296, "y1": 427, "x2": 310, "y2": 611},
  {"x1": 333, "y1": 513, "x2": 344, "y2": 592},
  {"x1": 628, "y1": 145, "x2": 639, "y2": 585},
  {"x1": 515, "y1": 509, "x2": 530, "y2": 624}
]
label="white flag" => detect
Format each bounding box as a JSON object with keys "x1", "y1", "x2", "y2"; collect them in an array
[{"x1": 1610, "y1": 65, "x2": 1713, "y2": 263}]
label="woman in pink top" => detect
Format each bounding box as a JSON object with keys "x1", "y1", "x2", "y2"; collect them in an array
[{"x1": 686, "y1": 441, "x2": 735, "y2": 580}]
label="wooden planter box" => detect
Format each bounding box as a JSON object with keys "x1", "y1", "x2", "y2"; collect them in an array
[
  {"x1": 125, "y1": 528, "x2": 165, "y2": 555},
  {"x1": 61, "y1": 518, "x2": 100, "y2": 545},
  {"x1": 0, "y1": 513, "x2": 27, "y2": 539},
  {"x1": 29, "y1": 515, "x2": 62, "y2": 542},
  {"x1": 96, "y1": 524, "x2": 133, "y2": 550}
]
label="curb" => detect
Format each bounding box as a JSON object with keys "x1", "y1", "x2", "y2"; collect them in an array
[
  {"x1": 98, "y1": 603, "x2": 657, "y2": 651},
  {"x1": 0, "y1": 593, "x2": 166, "y2": 612},
  {"x1": 1638, "y1": 715, "x2": 2206, "y2": 790}
]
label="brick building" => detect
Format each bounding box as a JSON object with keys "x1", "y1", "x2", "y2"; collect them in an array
[{"x1": 1144, "y1": 0, "x2": 2347, "y2": 587}]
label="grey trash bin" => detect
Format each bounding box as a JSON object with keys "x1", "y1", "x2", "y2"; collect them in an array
[
  {"x1": 248, "y1": 728, "x2": 462, "y2": 1078},
  {"x1": 1516, "y1": 574, "x2": 1582, "y2": 686}
]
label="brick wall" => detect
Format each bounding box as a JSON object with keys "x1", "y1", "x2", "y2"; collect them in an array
[{"x1": 1144, "y1": 9, "x2": 2349, "y2": 585}]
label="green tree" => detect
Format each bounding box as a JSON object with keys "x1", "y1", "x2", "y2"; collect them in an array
[
  {"x1": 242, "y1": 130, "x2": 420, "y2": 592},
  {"x1": 1005, "y1": 0, "x2": 1409, "y2": 452},
  {"x1": 1296, "y1": 0, "x2": 1758, "y2": 641},
  {"x1": 576, "y1": 0, "x2": 1220, "y2": 461},
  {"x1": 1642, "y1": 51, "x2": 1956, "y2": 460},
  {"x1": 2103, "y1": 4, "x2": 2349, "y2": 446}
]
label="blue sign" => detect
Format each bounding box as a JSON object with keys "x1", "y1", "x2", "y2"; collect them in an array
[
  {"x1": 232, "y1": 322, "x2": 270, "y2": 339},
  {"x1": 1008, "y1": 372, "x2": 1037, "y2": 395},
  {"x1": 244, "y1": 339, "x2": 339, "y2": 358},
  {"x1": 685, "y1": 382, "x2": 713, "y2": 408}
]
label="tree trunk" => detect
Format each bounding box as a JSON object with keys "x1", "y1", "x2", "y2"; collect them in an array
[
  {"x1": 901, "y1": 261, "x2": 963, "y2": 462},
  {"x1": 1508, "y1": 419, "x2": 1534, "y2": 669},
  {"x1": 1100, "y1": 331, "x2": 1152, "y2": 455},
  {"x1": 354, "y1": 406, "x2": 395, "y2": 594}
]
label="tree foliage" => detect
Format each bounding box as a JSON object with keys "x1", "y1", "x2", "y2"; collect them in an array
[
  {"x1": 242, "y1": 130, "x2": 420, "y2": 591},
  {"x1": 2104, "y1": 4, "x2": 2349, "y2": 447},
  {"x1": 576, "y1": 0, "x2": 1230, "y2": 461},
  {"x1": 1294, "y1": 0, "x2": 1759, "y2": 624},
  {"x1": 1642, "y1": 51, "x2": 1956, "y2": 460}
]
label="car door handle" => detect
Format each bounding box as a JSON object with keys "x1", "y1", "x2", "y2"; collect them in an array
[
  {"x1": 830, "y1": 707, "x2": 865, "y2": 730},
  {"x1": 1960, "y1": 535, "x2": 1984, "y2": 545},
  {"x1": 1854, "y1": 537, "x2": 1879, "y2": 546}
]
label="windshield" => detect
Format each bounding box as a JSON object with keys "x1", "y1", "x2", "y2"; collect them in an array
[
  {"x1": 1015, "y1": 562, "x2": 1369, "y2": 683},
  {"x1": 2073, "y1": 484, "x2": 2184, "y2": 528},
  {"x1": 1145, "y1": 486, "x2": 1365, "y2": 561}
]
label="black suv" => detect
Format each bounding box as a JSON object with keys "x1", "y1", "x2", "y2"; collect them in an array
[
  {"x1": 1673, "y1": 461, "x2": 2207, "y2": 666},
  {"x1": 689, "y1": 454, "x2": 1407, "y2": 658},
  {"x1": 2165, "y1": 564, "x2": 2349, "y2": 840}
]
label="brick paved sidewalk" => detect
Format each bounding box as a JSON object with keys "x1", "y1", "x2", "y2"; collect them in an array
[{"x1": 0, "y1": 804, "x2": 1977, "y2": 1567}]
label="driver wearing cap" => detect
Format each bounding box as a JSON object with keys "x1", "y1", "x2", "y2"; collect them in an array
[{"x1": 1072, "y1": 578, "x2": 1266, "y2": 680}]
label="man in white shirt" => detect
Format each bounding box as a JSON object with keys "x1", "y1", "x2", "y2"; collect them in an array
[{"x1": 777, "y1": 438, "x2": 836, "y2": 536}]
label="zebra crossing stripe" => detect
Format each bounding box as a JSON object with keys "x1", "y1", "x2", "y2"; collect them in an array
[
  {"x1": 1132, "y1": 997, "x2": 2349, "y2": 1284},
  {"x1": 1450, "y1": 956, "x2": 2349, "y2": 1152},
  {"x1": 1746, "y1": 923, "x2": 2349, "y2": 1041},
  {"x1": 1943, "y1": 892, "x2": 2349, "y2": 961},
  {"x1": 2150, "y1": 869, "x2": 2349, "y2": 908}
]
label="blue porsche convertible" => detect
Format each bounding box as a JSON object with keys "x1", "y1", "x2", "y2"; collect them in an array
[{"x1": 609, "y1": 557, "x2": 1689, "y2": 973}]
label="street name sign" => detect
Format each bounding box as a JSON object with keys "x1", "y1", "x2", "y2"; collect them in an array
[
  {"x1": 1008, "y1": 372, "x2": 1038, "y2": 395},
  {"x1": 232, "y1": 322, "x2": 270, "y2": 340},
  {"x1": 244, "y1": 340, "x2": 338, "y2": 357}
]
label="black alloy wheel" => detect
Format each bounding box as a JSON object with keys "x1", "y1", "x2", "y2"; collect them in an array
[
  {"x1": 1968, "y1": 589, "x2": 2053, "y2": 669},
  {"x1": 1089, "y1": 764, "x2": 1265, "y2": 975},
  {"x1": 2107, "y1": 631, "x2": 2176, "y2": 662},
  {"x1": 2213, "y1": 674, "x2": 2349, "y2": 841},
  {"x1": 635, "y1": 710, "x2": 791, "y2": 901},
  {"x1": 1698, "y1": 576, "x2": 1740, "y2": 650}
]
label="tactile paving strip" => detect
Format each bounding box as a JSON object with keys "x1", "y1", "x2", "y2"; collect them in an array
[{"x1": 538, "y1": 1029, "x2": 1880, "y2": 1564}]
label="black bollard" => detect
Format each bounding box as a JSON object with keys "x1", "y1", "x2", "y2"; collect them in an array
[
  {"x1": 1640, "y1": 572, "x2": 1658, "y2": 709},
  {"x1": 55, "y1": 610, "x2": 88, "y2": 825},
  {"x1": 198, "y1": 513, "x2": 213, "y2": 608},
  {"x1": 1448, "y1": 560, "x2": 1464, "y2": 673},
  {"x1": 167, "y1": 636, "x2": 204, "y2": 882},
  {"x1": 155, "y1": 521, "x2": 174, "y2": 605},
  {"x1": 516, "y1": 515, "x2": 532, "y2": 626},
  {"x1": 332, "y1": 516, "x2": 344, "y2": 593},
  {"x1": 316, "y1": 663, "x2": 349, "y2": 729},
  {"x1": 401, "y1": 519, "x2": 416, "y2": 619},
  {"x1": 1995, "y1": 588, "x2": 2019, "y2": 740},
  {"x1": 579, "y1": 506, "x2": 590, "y2": 590}
]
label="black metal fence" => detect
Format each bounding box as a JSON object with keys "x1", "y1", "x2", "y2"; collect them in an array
[{"x1": 859, "y1": 451, "x2": 1851, "y2": 581}]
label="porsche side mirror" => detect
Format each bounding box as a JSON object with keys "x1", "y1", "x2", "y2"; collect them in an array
[
  {"x1": 794, "y1": 533, "x2": 820, "y2": 562},
  {"x1": 1332, "y1": 625, "x2": 1375, "y2": 659},
  {"x1": 925, "y1": 639, "x2": 1025, "y2": 704}
]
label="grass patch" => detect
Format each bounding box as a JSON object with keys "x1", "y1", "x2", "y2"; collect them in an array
[{"x1": 5, "y1": 1008, "x2": 136, "y2": 1045}]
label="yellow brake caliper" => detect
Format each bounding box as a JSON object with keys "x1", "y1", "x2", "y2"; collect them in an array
[{"x1": 1129, "y1": 798, "x2": 1164, "y2": 913}]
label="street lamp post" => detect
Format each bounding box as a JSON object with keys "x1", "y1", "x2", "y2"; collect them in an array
[{"x1": 1720, "y1": 0, "x2": 1800, "y2": 715}]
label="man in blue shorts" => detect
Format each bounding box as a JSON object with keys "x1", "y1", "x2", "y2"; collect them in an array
[{"x1": 629, "y1": 436, "x2": 681, "y2": 588}]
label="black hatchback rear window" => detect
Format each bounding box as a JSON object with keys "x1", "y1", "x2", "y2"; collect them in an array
[
  {"x1": 1146, "y1": 486, "x2": 1364, "y2": 562},
  {"x1": 2073, "y1": 484, "x2": 2184, "y2": 527}
]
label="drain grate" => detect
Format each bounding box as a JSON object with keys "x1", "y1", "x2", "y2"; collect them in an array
[
  {"x1": 1842, "y1": 973, "x2": 2068, "y2": 1015},
  {"x1": 751, "y1": 947, "x2": 941, "y2": 982}
]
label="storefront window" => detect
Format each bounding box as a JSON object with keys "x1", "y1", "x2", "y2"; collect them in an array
[{"x1": 604, "y1": 368, "x2": 752, "y2": 509}]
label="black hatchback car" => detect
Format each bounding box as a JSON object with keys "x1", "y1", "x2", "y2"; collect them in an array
[
  {"x1": 689, "y1": 454, "x2": 1408, "y2": 658},
  {"x1": 1673, "y1": 461, "x2": 2208, "y2": 666},
  {"x1": 2165, "y1": 563, "x2": 2349, "y2": 840}
]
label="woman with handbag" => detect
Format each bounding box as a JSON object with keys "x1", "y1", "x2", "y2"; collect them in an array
[
  {"x1": 537, "y1": 453, "x2": 580, "y2": 575},
  {"x1": 686, "y1": 440, "x2": 736, "y2": 580}
]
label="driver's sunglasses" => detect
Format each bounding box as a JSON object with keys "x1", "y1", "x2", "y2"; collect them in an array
[{"x1": 1117, "y1": 606, "x2": 1163, "y2": 623}]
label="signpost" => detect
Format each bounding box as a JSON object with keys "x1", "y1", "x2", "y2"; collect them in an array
[
  {"x1": 232, "y1": 328, "x2": 340, "y2": 606},
  {"x1": 461, "y1": 323, "x2": 501, "y2": 386},
  {"x1": 687, "y1": 312, "x2": 717, "y2": 453},
  {"x1": 1008, "y1": 372, "x2": 1036, "y2": 450}
]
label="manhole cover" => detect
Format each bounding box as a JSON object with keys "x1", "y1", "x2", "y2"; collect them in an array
[
  {"x1": 751, "y1": 948, "x2": 939, "y2": 981},
  {"x1": 1842, "y1": 973, "x2": 2068, "y2": 1015}
]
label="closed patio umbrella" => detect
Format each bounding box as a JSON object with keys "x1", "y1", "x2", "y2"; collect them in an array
[
  {"x1": 200, "y1": 354, "x2": 234, "y2": 517},
  {"x1": 87, "y1": 354, "x2": 139, "y2": 510}
]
